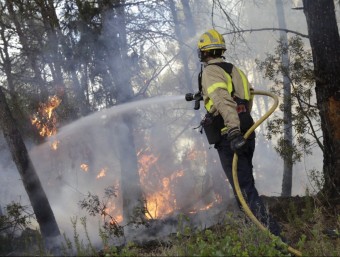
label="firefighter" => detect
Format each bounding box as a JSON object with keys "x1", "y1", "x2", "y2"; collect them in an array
[{"x1": 196, "y1": 29, "x2": 282, "y2": 238}]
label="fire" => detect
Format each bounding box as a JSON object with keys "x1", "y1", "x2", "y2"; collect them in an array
[
  {"x1": 45, "y1": 95, "x2": 61, "y2": 118},
  {"x1": 138, "y1": 146, "x2": 199, "y2": 219},
  {"x1": 135, "y1": 143, "x2": 223, "y2": 221},
  {"x1": 96, "y1": 167, "x2": 107, "y2": 179},
  {"x1": 137, "y1": 151, "x2": 158, "y2": 179},
  {"x1": 31, "y1": 95, "x2": 61, "y2": 149},
  {"x1": 80, "y1": 163, "x2": 89, "y2": 172},
  {"x1": 113, "y1": 215, "x2": 123, "y2": 224},
  {"x1": 50, "y1": 140, "x2": 60, "y2": 150},
  {"x1": 102, "y1": 200, "x2": 123, "y2": 224},
  {"x1": 186, "y1": 148, "x2": 199, "y2": 160},
  {"x1": 144, "y1": 176, "x2": 172, "y2": 219}
]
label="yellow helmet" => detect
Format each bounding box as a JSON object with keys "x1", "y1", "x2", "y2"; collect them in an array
[{"x1": 197, "y1": 29, "x2": 226, "y2": 51}]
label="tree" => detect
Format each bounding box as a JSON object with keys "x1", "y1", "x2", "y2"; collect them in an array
[
  {"x1": 0, "y1": 86, "x2": 61, "y2": 251},
  {"x1": 302, "y1": 0, "x2": 340, "y2": 203},
  {"x1": 5, "y1": 0, "x2": 49, "y2": 102},
  {"x1": 169, "y1": 0, "x2": 195, "y2": 93},
  {"x1": 275, "y1": 0, "x2": 293, "y2": 197},
  {"x1": 257, "y1": 36, "x2": 322, "y2": 186},
  {"x1": 274, "y1": 0, "x2": 294, "y2": 197},
  {"x1": 99, "y1": 0, "x2": 147, "y2": 224}
]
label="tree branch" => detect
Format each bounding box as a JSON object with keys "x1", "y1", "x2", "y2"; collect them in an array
[{"x1": 223, "y1": 28, "x2": 309, "y2": 38}]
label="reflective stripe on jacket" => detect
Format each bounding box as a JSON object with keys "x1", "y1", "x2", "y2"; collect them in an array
[{"x1": 201, "y1": 58, "x2": 253, "y2": 133}]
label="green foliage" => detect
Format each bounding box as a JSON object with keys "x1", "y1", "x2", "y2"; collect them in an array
[
  {"x1": 79, "y1": 186, "x2": 124, "y2": 238},
  {"x1": 0, "y1": 202, "x2": 33, "y2": 234},
  {"x1": 171, "y1": 213, "x2": 288, "y2": 256},
  {"x1": 79, "y1": 186, "x2": 152, "y2": 245},
  {"x1": 286, "y1": 193, "x2": 314, "y2": 228},
  {"x1": 60, "y1": 215, "x2": 139, "y2": 257},
  {"x1": 308, "y1": 168, "x2": 325, "y2": 193},
  {"x1": 257, "y1": 36, "x2": 322, "y2": 164},
  {"x1": 6, "y1": 199, "x2": 337, "y2": 257},
  {"x1": 0, "y1": 202, "x2": 50, "y2": 256}
]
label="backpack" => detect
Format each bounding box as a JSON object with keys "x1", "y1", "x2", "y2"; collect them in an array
[{"x1": 198, "y1": 62, "x2": 255, "y2": 144}]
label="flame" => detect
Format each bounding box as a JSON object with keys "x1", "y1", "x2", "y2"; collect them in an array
[
  {"x1": 31, "y1": 95, "x2": 62, "y2": 150},
  {"x1": 75, "y1": 146, "x2": 219, "y2": 223},
  {"x1": 77, "y1": 144, "x2": 219, "y2": 223},
  {"x1": 102, "y1": 200, "x2": 123, "y2": 224},
  {"x1": 186, "y1": 148, "x2": 199, "y2": 160},
  {"x1": 144, "y1": 176, "x2": 173, "y2": 219},
  {"x1": 115, "y1": 215, "x2": 123, "y2": 223},
  {"x1": 96, "y1": 167, "x2": 107, "y2": 179},
  {"x1": 170, "y1": 169, "x2": 184, "y2": 179},
  {"x1": 50, "y1": 140, "x2": 60, "y2": 150},
  {"x1": 80, "y1": 163, "x2": 89, "y2": 172},
  {"x1": 137, "y1": 147, "x2": 196, "y2": 219},
  {"x1": 137, "y1": 152, "x2": 159, "y2": 179},
  {"x1": 135, "y1": 144, "x2": 221, "y2": 220}
]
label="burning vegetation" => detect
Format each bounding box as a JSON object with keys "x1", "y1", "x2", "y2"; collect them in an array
[
  {"x1": 29, "y1": 96, "x2": 223, "y2": 227},
  {"x1": 31, "y1": 95, "x2": 61, "y2": 149}
]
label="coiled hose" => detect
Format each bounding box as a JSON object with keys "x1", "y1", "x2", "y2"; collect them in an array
[{"x1": 232, "y1": 90, "x2": 302, "y2": 256}]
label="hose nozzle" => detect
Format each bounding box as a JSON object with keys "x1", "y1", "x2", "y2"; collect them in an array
[{"x1": 185, "y1": 92, "x2": 203, "y2": 110}]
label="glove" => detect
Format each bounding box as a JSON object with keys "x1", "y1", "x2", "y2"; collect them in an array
[{"x1": 227, "y1": 127, "x2": 246, "y2": 154}]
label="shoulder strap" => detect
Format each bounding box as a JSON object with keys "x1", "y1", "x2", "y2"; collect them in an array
[
  {"x1": 198, "y1": 64, "x2": 203, "y2": 93},
  {"x1": 209, "y1": 62, "x2": 235, "y2": 97},
  {"x1": 197, "y1": 62, "x2": 235, "y2": 96},
  {"x1": 209, "y1": 62, "x2": 234, "y2": 75}
]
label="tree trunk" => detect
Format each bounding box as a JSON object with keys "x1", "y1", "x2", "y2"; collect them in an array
[
  {"x1": 101, "y1": 0, "x2": 146, "y2": 223},
  {"x1": 181, "y1": 0, "x2": 196, "y2": 38},
  {"x1": 276, "y1": 0, "x2": 293, "y2": 197},
  {"x1": 169, "y1": 0, "x2": 193, "y2": 93},
  {"x1": 116, "y1": 115, "x2": 146, "y2": 224},
  {"x1": 303, "y1": 0, "x2": 340, "y2": 203},
  {"x1": 0, "y1": 87, "x2": 61, "y2": 250}
]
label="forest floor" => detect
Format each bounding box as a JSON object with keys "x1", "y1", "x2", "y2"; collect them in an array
[
  {"x1": 131, "y1": 195, "x2": 340, "y2": 256},
  {"x1": 3, "y1": 195, "x2": 340, "y2": 256}
]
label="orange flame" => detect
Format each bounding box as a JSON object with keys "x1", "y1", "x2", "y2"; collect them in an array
[
  {"x1": 101, "y1": 200, "x2": 123, "y2": 224},
  {"x1": 31, "y1": 95, "x2": 61, "y2": 150},
  {"x1": 50, "y1": 140, "x2": 60, "y2": 150},
  {"x1": 80, "y1": 163, "x2": 89, "y2": 172},
  {"x1": 31, "y1": 95, "x2": 61, "y2": 137},
  {"x1": 96, "y1": 167, "x2": 107, "y2": 179}
]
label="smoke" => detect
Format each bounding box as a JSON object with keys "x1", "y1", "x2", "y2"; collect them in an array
[
  {"x1": 0, "y1": 93, "x2": 320, "y2": 249},
  {"x1": 0, "y1": 0, "x2": 322, "y2": 251},
  {"x1": 0, "y1": 95, "x2": 231, "y2": 246}
]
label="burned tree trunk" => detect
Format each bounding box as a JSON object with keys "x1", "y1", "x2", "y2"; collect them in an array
[
  {"x1": 303, "y1": 0, "x2": 340, "y2": 203},
  {"x1": 0, "y1": 87, "x2": 61, "y2": 249}
]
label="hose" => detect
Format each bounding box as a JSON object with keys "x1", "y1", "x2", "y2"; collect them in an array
[{"x1": 232, "y1": 90, "x2": 302, "y2": 257}]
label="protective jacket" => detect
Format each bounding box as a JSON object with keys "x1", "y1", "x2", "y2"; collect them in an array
[{"x1": 201, "y1": 58, "x2": 253, "y2": 135}]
